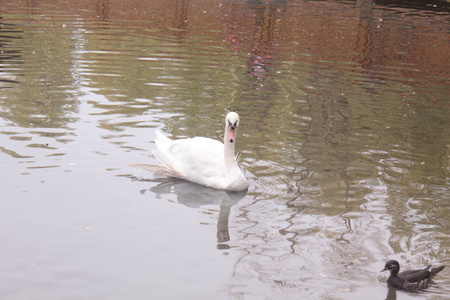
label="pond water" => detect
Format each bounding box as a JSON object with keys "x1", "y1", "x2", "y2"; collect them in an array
[{"x1": 0, "y1": 0, "x2": 449, "y2": 299}]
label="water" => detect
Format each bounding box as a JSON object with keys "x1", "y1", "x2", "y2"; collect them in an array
[{"x1": 0, "y1": 0, "x2": 449, "y2": 299}]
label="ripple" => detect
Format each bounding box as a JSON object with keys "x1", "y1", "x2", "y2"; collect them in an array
[{"x1": 0, "y1": 1, "x2": 449, "y2": 299}]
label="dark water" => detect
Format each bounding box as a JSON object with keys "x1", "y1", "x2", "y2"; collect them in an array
[{"x1": 0, "y1": 0, "x2": 449, "y2": 299}]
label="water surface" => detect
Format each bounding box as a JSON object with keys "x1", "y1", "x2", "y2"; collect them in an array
[{"x1": 0, "y1": 0, "x2": 449, "y2": 299}]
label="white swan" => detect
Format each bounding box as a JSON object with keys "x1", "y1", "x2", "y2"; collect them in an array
[{"x1": 133, "y1": 112, "x2": 249, "y2": 192}]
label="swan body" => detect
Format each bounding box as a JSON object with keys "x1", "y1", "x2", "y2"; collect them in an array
[{"x1": 134, "y1": 112, "x2": 249, "y2": 192}]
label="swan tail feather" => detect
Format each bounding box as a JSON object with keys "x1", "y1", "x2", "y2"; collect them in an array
[
  {"x1": 153, "y1": 130, "x2": 181, "y2": 172},
  {"x1": 155, "y1": 130, "x2": 172, "y2": 150},
  {"x1": 129, "y1": 163, "x2": 182, "y2": 178},
  {"x1": 152, "y1": 148, "x2": 174, "y2": 170},
  {"x1": 131, "y1": 131, "x2": 185, "y2": 179}
]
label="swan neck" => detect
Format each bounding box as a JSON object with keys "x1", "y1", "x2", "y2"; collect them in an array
[
  {"x1": 224, "y1": 139, "x2": 235, "y2": 164},
  {"x1": 224, "y1": 129, "x2": 237, "y2": 170}
]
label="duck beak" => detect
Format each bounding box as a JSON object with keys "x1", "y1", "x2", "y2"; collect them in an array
[
  {"x1": 380, "y1": 267, "x2": 387, "y2": 272},
  {"x1": 228, "y1": 125, "x2": 236, "y2": 143}
]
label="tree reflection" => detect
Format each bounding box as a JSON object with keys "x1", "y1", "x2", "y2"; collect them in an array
[{"x1": 0, "y1": 0, "x2": 448, "y2": 298}]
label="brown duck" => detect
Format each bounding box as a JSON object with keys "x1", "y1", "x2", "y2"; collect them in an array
[{"x1": 381, "y1": 259, "x2": 445, "y2": 290}]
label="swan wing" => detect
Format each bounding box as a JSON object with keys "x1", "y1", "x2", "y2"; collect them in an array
[{"x1": 153, "y1": 132, "x2": 227, "y2": 188}]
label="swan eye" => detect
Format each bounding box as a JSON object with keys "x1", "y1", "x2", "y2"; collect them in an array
[{"x1": 228, "y1": 120, "x2": 238, "y2": 129}]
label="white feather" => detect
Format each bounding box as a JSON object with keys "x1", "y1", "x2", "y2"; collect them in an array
[{"x1": 133, "y1": 112, "x2": 249, "y2": 192}]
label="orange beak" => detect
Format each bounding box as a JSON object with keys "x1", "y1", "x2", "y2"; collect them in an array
[{"x1": 228, "y1": 126, "x2": 236, "y2": 143}]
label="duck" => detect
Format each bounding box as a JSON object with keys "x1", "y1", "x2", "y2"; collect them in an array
[
  {"x1": 132, "y1": 112, "x2": 249, "y2": 192},
  {"x1": 381, "y1": 259, "x2": 445, "y2": 290}
]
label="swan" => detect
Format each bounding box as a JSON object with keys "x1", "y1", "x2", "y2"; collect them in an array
[{"x1": 133, "y1": 112, "x2": 249, "y2": 192}]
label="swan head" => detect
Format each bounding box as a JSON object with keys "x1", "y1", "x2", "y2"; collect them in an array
[{"x1": 225, "y1": 112, "x2": 240, "y2": 143}]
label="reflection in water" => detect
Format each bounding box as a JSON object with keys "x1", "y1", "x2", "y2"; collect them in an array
[
  {"x1": 0, "y1": 0, "x2": 449, "y2": 299},
  {"x1": 375, "y1": 0, "x2": 450, "y2": 12},
  {"x1": 246, "y1": 1, "x2": 278, "y2": 83},
  {"x1": 0, "y1": 17, "x2": 22, "y2": 87},
  {"x1": 138, "y1": 178, "x2": 246, "y2": 248},
  {"x1": 385, "y1": 287, "x2": 397, "y2": 300}
]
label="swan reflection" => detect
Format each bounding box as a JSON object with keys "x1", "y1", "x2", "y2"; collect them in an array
[{"x1": 136, "y1": 177, "x2": 247, "y2": 248}]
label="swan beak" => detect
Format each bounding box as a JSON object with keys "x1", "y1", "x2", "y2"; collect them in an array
[{"x1": 228, "y1": 126, "x2": 236, "y2": 143}]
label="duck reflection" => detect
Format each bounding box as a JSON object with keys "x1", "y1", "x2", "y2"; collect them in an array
[
  {"x1": 136, "y1": 177, "x2": 247, "y2": 248},
  {"x1": 384, "y1": 287, "x2": 397, "y2": 300}
]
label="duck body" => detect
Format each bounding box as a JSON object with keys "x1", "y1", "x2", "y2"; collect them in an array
[
  {"x1": 382, "y1": 260, "x2": 445, "y2": 290},
  {"x1": 133, "y1": 112, "x2": 249, "y2": 192}
]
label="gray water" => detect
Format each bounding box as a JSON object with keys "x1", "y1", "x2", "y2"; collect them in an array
[{"x1": 0, "y1": 0, "x2": 449, "y2": 299}]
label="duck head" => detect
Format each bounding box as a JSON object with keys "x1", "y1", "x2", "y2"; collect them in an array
[{"x1": 381, "y1": 260, "x2": 400, "y2": 276}]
